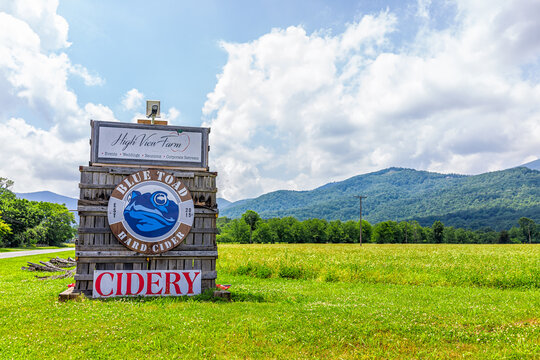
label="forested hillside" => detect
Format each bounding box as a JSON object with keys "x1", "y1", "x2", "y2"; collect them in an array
[{"x1": 221, "y1": 167, "x2": 540, "y2": 230}]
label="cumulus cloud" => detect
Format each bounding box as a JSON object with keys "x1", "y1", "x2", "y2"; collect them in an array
[
  {"x1": 0, "y1": 0, "x2": 114, "y2": 196},
  {"x1": 121, "y1": 88, "x2": 144, "y2": 111},
  {"x1": 0, "y1": 118, "x2": 88, "y2": 195},
  {"x1": 204, "y1": 1, "x2": 540, "y2": 201}
]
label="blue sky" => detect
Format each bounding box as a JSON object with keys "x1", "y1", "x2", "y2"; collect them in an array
[
  {"x1": 57, "y1": 0, "x2": 426, "y2": 124},
  {"x1": 0, "y1": 0, "x2": 539, "y2": 201}
]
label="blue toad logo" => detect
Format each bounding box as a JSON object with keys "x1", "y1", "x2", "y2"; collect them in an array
[{"x1": 123, "y1": 190, "x2": 179, "y2": 237}]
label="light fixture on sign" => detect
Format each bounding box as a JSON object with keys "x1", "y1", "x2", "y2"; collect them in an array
[{"x1": 146, "y1": 100, "x2": 160, "y2": 124}]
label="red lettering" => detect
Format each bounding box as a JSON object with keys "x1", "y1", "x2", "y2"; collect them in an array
[
  {"x1": 165, "y1": 272, "x2": 182, "y2": 295},
  {"x1": 146, "y1": 272, "x2": 163, "y2": 295},
  {"x1": 182, "y1": 271, "x2": 200, "y2": 294},
  {"x1": 115, "y1": 272, "x2": 123, "y2": 296},
  {"x1": 126, "y1": 272, "x2": 144, "y2": 295},
  {"x1": 95, "y1": 272, "x2": 114, "y2": 297}
]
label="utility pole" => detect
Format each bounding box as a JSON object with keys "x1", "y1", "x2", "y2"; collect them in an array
[{"x1": 354, "y1": 195, "x2": 367, "y2": 245}]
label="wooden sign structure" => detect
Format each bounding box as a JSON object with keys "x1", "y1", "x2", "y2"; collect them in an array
[{"x1": 71, "y1": 120, "x2": 218, "y2": 298}]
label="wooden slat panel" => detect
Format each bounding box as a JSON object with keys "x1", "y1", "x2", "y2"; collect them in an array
[
  {"x1": 202, "y1": 259, "x2": 212, "y2": 272},
  {"x1": 176, "y1": 259, "x2": 184, "y2": 270},
  {"x1": 75, "y1": 165, "x2": 218, "y2": 296},
  {"x1": 156, "y1": 259, "x2": 168, "y2": 270}
]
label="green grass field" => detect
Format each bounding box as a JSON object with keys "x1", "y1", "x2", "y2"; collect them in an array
[{"x1": 0, "y1": 244, "x2": 539, "y2": 359}]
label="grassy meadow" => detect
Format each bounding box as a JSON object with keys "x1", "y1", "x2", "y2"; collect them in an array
[{"x1": 0, "y1": 244, "x2": 539, "y2": 359}]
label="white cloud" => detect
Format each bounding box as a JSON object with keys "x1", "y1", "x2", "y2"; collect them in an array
[
  {"x1": 69, "y1": 64, "x2": 104, "y2": 86},
  {"x1": 0, "y1": 118, "x2": 87, "y2": 197},
  {"x1": 0, "y1": 0, "x2": 115, "y2": 195},
  {"x1": 204, "y1": 1, "x2": 540, "y2": 201},
  {"x1": 0, "y1": 0, "x2": 70, "y2": 51},
  {"x1": 166, "y1": 107, "x2": 180, "y2": 122},
  {"x1": 121, "y1": 88, "x2": 144, "y2": 111}
]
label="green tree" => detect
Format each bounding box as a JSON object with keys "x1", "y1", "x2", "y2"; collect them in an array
[
  {"x1": 36, "y1": 202, "x2": 76, "y2": 246},
  {"x1": 242, "y1": 210, "x2": 261, "y2": 244},
  {"x1": 342, "y1": 220, "x2": 358, "y2": 243},
  {"x1": 252, "y1": 222, "x2": 277, "y2": 243},
  {"x1": 303, "y1": 218, "x2": 328, "y2": 243},
  {"x1": 361, "y1": 219, "x2": 372, "y2": 243},
  {"x1": 373, "y1": 221, "x2": 398, "y2": 244},
  {"x1": 443, "y1": 226, "x2": 456, "y2": 244},
  {"x1": 326, "y1": 220, "x2": 345, "y2": 243},
  {"x1": 218, "y1": 218, "x2": 250, "y2": 243},
  {"x1": 498, "y1": 230, "x2": 510, "y2": 244},
  {"x1": 518, "y1": 217, "x2": 536, "y2": 244},
  {"x1": 432, "y1": 221, "x2": 444, "y2": 243},
  {"x1": 0, "y1": 211, "x2": 12, "y2": 247}
]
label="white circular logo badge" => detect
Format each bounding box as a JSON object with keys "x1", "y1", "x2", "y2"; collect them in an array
[{"x1": 108, "y1": 170, "x2": 194, "y2": 254}]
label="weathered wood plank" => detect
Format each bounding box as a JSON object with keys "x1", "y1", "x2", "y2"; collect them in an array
[
  {"x1": 80, "y1": 165, "x2": 217, "y2": 176},
  {"x1": 79, "y1": 183, "x2": 217, "y2": 193},
  {"x1": 77, "y1": 257, "x2": 148, "y2": 264},
  {"x1": 77, "y1": 227, "x2": 219, "y2": 234},
  {"x1": 78, "y1": 206, "x2": 218, "y2": 215},
  {"x1": 76, "y1": 250, "x2": 218, "y2": 258},
  {"x1": 76, "y1": 245, "x2": 217, "y2": 252}
]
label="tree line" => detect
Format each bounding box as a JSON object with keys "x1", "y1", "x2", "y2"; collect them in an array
[
  {"x1": 217, "y1": 210, "x2": 539, "y2": 244},
  {"x1": 0, "y1": 178, "x2": 76, "y2": 247}
]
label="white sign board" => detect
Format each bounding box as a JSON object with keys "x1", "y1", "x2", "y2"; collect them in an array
[
  {"x1": 91, "y1": 120, "x2": 209, "y2": 169},
  {"x1": 93, "y1": 270, "x2": 202, "y2": 298}
]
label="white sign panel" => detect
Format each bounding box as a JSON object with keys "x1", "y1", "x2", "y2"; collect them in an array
[
  {"x1": 93, "y1": 270, "x2": 202, "y2": 298},
  {"x1": 90, "y1": 121, "x2": 209, "y2": 168},
  {"x1": 98, "y1": 127, "x2": 202, "y2": 162}
]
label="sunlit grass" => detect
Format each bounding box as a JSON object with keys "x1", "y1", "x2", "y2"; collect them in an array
[
  {"x1": 0, "y1": 245, "x2": 539, "y2": 359},
  {"x1": 218, "y1": 244, "x2": 540, "y2": 289}
]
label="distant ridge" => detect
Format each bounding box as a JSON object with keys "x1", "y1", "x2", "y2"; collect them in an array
[
  {"x1": 220, "y1": 167, "x2": 540, "y2": 230},
  {"x1": 217, "y1": 198, "x2": 233, "y2": 210},
  {"x1": 16, "y1": 191, "x2": 79, "y2": 223},
  {"x1": 520, "y1": 158, "x2": 540, "y2": 171}
]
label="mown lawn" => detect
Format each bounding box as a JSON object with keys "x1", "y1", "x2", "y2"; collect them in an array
[{"x1": 0, "y1": 244, "x2": 539, "y2": 359}]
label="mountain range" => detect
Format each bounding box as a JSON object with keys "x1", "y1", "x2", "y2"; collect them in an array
[
  {"x1": 220, "y1": 163, "x2": 540, "y2": 231},
  {"x1": 13, "y1": 160, "x2": 540, "y2": 231}
]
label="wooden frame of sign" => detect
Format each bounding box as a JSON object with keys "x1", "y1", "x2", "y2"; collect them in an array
[{"x1": 69, "y1": 121, "x2": 218, "y2": 298}]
